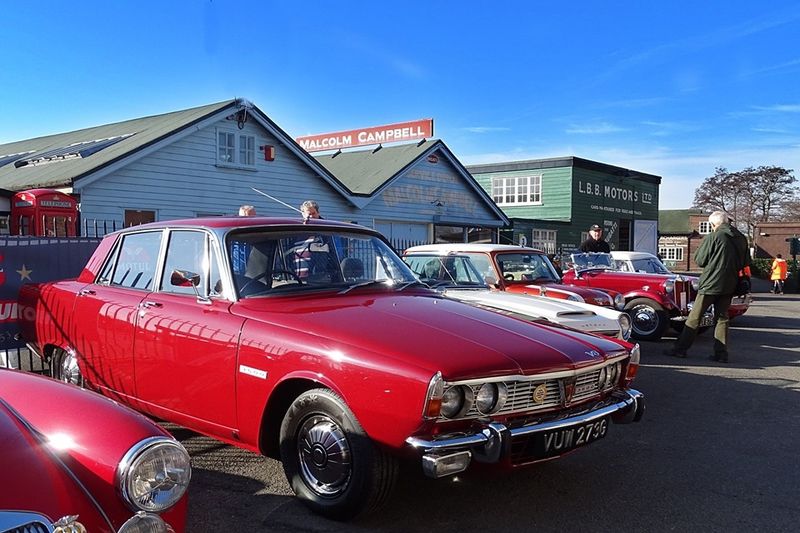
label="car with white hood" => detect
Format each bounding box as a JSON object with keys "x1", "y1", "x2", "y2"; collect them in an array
[{"x1": 403, "y1": 252, "x2": 632, "y2": 341}]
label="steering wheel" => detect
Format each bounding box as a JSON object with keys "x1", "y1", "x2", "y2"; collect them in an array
[
  {"x1": 271, "y1": 269, "x2": 304, "y2": 284},
  {"x1": 239, "y1": 269, "x2": 303, "y2": 296}
]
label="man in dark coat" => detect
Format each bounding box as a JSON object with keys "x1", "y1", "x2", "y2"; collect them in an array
[
  {"x1": 665, "y1": 211, "x2": 750, "y2": 362},
  {"x1": 579, "y1": 224, "x2": 611, "y2": 253}
]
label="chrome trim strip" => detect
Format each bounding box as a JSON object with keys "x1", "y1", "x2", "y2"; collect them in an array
[{"x1": 446, "y1": 352, "x2": 629, "y2": 387}]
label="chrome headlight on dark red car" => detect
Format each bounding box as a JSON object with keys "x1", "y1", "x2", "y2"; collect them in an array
[{"x1": 117, "y1": 437, "x2": 191, "y2": 513}]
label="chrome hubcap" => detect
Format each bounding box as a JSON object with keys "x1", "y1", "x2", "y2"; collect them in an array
[
  {"x1": 297, "y1": 415, "x2": 352, "y2": 496},
  {"x1": 59, "y1": 351, "x2": 81, "y2": 385},
  {"x1": 632, "y1": 307, "x2": 659, "y2": 334}
]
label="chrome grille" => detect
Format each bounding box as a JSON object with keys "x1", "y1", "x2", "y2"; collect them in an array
[
  {"x1": 0, "y1": 513, "x2": 51, "y2": 533},
  {"x1": 4, "y1": 524, "x2": 50, "y2": 533},
  {"x1": 444, "y1": 358, "x2": 625, "y2": 420}
]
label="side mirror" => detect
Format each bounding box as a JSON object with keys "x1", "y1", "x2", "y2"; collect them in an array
[
  {"x1": 484, "y1": 274, "x2": 499, "y2": 287},
  {"x1": 171, "y1": 269, "x2": 211, "y2": 304},
  {"x1": 171, "y1": 269, "x2": 200, "y2": 287}
]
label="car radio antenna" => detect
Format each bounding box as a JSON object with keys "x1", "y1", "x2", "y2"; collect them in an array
[{"x1": 250, "y1": 187, "x2": 302, "y2": 215}]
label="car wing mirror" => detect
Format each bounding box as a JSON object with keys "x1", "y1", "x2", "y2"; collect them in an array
[
  {"x1": 171, "y1": 269, "x2": 200, "y2": 287},
  {"x1": 171, "y1": 269, "x2": 212, "y2": 305},
  {"x1": 484, "y1": 273, "x2": 500, "y2": 288}
]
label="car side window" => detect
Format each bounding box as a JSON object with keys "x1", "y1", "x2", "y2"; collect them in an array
[
  {"x1": 466, "y1": 254, "x2": 493, "y2": 279},
  {"x1": 161, "y1": 230, "x2": 208, "y2": 296},
  {"x1": 111, "y1": 231, "x2": 163, "y2": 290}
]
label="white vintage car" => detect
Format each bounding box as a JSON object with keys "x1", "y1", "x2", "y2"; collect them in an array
[{"x1": 403, "y1": 252, "x2": 632, "y2": 340}]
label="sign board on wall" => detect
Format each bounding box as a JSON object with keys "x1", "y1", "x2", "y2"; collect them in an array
[{"x1": 296, "y1": 119, "x2": 433, "y2": 152}]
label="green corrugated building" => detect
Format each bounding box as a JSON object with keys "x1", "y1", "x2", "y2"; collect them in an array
[{"x1": 466, "y1": 157, "x2": 661, "y2": 254}]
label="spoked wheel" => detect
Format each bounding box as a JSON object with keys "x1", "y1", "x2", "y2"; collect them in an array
[
  {"x1": 51, "y1": 348, "x2": 83, "y2": 386},
  {"x1": 279, "y1": 388, "x2": 398, "y2": 520},
  {"x1": 625, "y1": 298, "x2": 668, "y2": 341}
]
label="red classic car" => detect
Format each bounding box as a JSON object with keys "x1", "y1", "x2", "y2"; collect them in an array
[
  {"x1": 19, "y1": 217, "x2": 644, "y2": 520},
  {"x1": 610, "y1": 251, "x2": 752, "y2": 320},
  {"x1": 405, "y1": 244, "x2": 624, "y2": 309},
  {"x1": 563, "y1": 252, "x2": 719, "y2": 341},
  {"x1": 0, "y1": 369, "x2": 190, "y2": 533}
]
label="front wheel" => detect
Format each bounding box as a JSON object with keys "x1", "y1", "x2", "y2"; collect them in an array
[
  {"x1": 625, "y1": 298, "x2": 668, "y2": 341},
  {"x1": 279, "y1": 388, "x2": 398, "y2": 520},
  {"x1": 50, "y1": 348, "x2": 83, "y2": 386}
]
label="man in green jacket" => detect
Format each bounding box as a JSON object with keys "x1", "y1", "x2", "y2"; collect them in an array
[{"x1": 664, "y1": 210, "x2": 750, "y2": 362}]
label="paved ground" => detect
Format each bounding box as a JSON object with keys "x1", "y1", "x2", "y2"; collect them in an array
[{"x1": 178, "y1": 282, "x2": 800, "y2": 532}]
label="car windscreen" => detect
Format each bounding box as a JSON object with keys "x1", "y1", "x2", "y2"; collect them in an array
[
  {"x1": 631, "y1": 257, "x2": 670, "y2": 274},
  {"x1": 404, "y1": 255, "x2": 489, "y2": 288},
  {"x1": 570, "y1": 253, "x2": 614, "y2": 271},
  {"x1": 495, "y1": 252, "x2": 560, "y2": 282},
  {"x1": 227, "y1": 229, "x2": 417, "y2": 297}
]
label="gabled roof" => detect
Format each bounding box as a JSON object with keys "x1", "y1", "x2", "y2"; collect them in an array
[
  {"x1": 313, "y1": 140, "x2": 510, "y2": 223},
  {"x1": 659, "y1": 208, "x2": 706, "y2": 234},
  {"x1": 0, "y1": 100, "x2": 234, "y2": 191},
  {"x1": 0, "y1": 99, "x2": 355, "y2": 205}
]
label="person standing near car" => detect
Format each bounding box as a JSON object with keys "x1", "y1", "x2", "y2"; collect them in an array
[
  {"x1": 770, "y1": 254, "x2": 788, "y2": 294},
  {"x1": 300, "y1": 200, "x2": 322, "y2": 221},
  {"x1": 579, "y1": 224, "x2": 611, "y2": 253},
  {"x1": 664, "y1": 211, "x2": 750, "y2": 363}
]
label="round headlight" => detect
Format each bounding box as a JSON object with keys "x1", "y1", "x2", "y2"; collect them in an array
[
  {"x1": 664, "y1": 279, "x2": 675, "y2": 293},
  {"x1": 118, "y1": 437, "x2": 192, "y2": 513},
  {"x1": 614, "y1": 293, "x2": 625, "y2": 310},
  {"x1": 691, "y1": 278, "x2": 699, "y2": 290},
  {"x1": 475, "y1": 382, "x2": 507, "y2": 414},
  {"x1": 618, "y1": 313, "x2": 632, "y2": 340},
  {"x1": 118, "y1": 512, "x2": 171, "y2": 533},
  {"x1": 597, "y1": 366, "x2": 607, "y2": 387},
  {"x1": 440, "y1": 385, "x2": 472, "y2": 418}
]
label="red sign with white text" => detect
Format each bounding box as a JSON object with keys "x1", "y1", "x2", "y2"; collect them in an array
[{"x1": 296, "y1": 119, "x2": 434, "y2": 152}]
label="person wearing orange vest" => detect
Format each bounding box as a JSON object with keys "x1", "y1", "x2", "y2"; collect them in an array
[{"x1": 770, "y1": 254, "x2": 788, "y2": 294}]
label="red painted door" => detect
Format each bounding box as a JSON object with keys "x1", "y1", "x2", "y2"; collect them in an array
[{"x1": 132, "y1": 229, "x2": 242, "y2": 433}]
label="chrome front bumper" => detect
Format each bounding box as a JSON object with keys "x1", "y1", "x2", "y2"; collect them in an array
[{"x1": 405, "y1": 388, "x2": 645, "y2": 477}]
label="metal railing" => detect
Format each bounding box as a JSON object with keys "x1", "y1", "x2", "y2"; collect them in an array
[{"x1": 0, "y1": 346, "x2": 49, "y2": 374}]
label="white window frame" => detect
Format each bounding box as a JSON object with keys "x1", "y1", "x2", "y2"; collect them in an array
[
  {"x1": 698, "y1": 221, "x2": 712, "y2": 234},
  {"x1": 531, "y1": 229, "x2": 557, "y2": 254},
  {"x1": 658, "y1": 246, "x2": 684, "y2": 261},
  {"x1": 217, "y1": 128, "x2": 256, "y2": 169},
  {"x1": 491, "y1": 175, "x2": 542, "y2": 206}
]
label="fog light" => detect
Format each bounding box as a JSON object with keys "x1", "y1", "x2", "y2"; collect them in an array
[{"x1": 421, "y1": 451, "x2": 472, "y2": 478}]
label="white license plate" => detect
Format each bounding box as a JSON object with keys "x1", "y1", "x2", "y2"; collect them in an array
[{"x1": 533, "y1": 417, "x2": 609, "y2": 458}]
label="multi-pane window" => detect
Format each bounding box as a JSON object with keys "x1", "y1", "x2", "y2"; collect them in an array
[
  {"x1": 658, "y1": 247, "x2": 684, "y2": 261},
  {"x1": 217, "y1": 129, "x2": 256, "y2": 168},
  {"x1": 491, "y1": 175, "x2": 542, "y2": 205},
  {"x1": 239, "y1": 134, "x2": 255, "y2": 166},
  {"x1": 531, "y1": 229, "x2": 557, "y2": 254},
  {"x1": 698, "y1": 221, "x2": 712, "y2": 234}
]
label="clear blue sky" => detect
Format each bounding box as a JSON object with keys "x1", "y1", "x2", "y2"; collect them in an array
[{"x1": 2, "y1": 1, "x2": 798, "y2": 209}]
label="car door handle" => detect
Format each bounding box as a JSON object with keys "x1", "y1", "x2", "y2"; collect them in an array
[
  {"x1": 140, "y1": 301, "x2": 163, "y2": 309},
  {"x1": 78, "y1": 289, "x2": 96, "y2": 296}
]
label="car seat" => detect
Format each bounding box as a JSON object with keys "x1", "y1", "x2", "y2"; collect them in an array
[{"x1": 341, "y1": 257, "x2": 365, "y2": 281}]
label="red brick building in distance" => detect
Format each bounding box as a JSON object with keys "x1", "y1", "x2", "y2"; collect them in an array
[{"x1": 753, "y1": 221, "x2": 800, "y2": 259}]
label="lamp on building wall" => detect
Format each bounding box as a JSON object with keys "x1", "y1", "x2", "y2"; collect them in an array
[{"x1": 259, "y1": 145, "x2": 275, "y2": 161}]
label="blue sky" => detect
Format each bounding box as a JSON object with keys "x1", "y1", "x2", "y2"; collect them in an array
[{"x1": 1, "y1": 0, "x2": 798, "y2": 209}]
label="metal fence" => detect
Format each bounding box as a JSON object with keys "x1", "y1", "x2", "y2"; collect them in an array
[{"x1": 1, "y1": 346, "x2": 49, "y2": 374}]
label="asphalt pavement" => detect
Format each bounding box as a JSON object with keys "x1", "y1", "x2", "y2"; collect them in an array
[{"x1": 178, "y1": 282, "x2": 800, "y2": 532}]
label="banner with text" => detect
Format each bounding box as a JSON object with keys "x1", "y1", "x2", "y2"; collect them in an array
[{"x1": 296, "y1": 119, "x2": 434, "y2": 152}]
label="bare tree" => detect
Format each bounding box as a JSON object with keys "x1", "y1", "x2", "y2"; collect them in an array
[{"x1": 693, "y1": 166, "x2": 797, "y2": 243}]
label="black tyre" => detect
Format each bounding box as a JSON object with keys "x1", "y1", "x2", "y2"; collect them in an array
[
  {"x1": 625, "y1": 298, "x2": 669, "y2": 341},
  {"x1": 279, "y1": 388, "x2": 398, "y2": 520},
  {"x1": 50, "y1": 348, "x2": 83, "y2": 386}
]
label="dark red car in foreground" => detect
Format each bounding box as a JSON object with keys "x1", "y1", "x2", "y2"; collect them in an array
[
  {"x1": 20, "y1": 217, "x2": 644, "y2": 520},
  {"x1": 0, "y1": 369, "x2": 190, "y2": 533}
]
